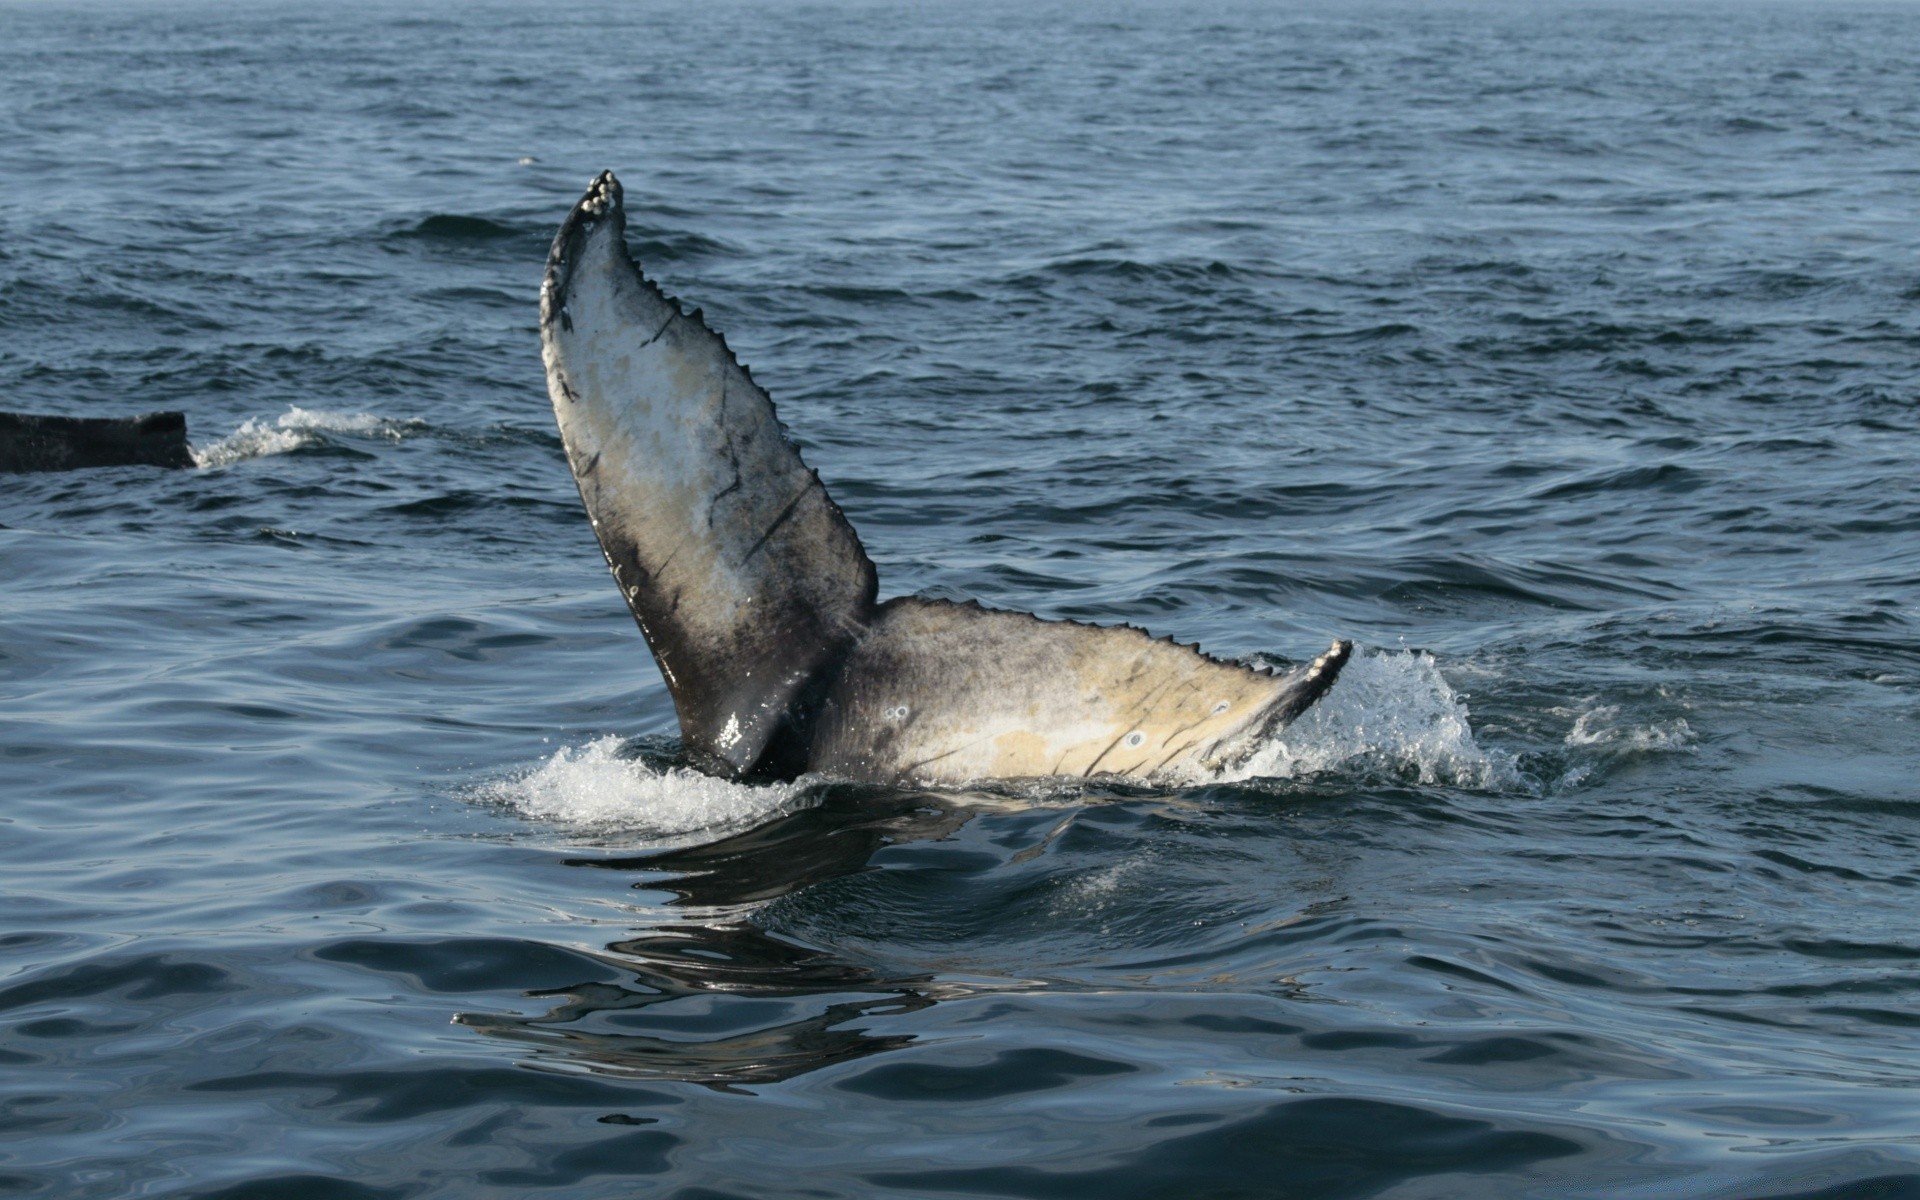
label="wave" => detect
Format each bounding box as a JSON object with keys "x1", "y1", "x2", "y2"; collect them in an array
[
  {"x1": 1551, "y1": 703, "x2": 1696, "y2": 787},
  {"x1": 191, "y1": 407, "x2": 424, "y2": 468},
  {"x1": 1562, "y1": 704, "x2": 1694, "y2": 752}
]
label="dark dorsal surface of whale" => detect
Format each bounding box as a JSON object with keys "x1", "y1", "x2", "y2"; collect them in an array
[
  {"x1": 540, "y1": 171, "x2": 1350, "y2": 785},
  {"x1": 0, "y1": 411, "x2": 194, "y2": 473}
]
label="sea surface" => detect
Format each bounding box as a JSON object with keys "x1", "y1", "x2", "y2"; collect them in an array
[{"x1": 4, "y1": 0, "x2": 1919, "y2": 1195}]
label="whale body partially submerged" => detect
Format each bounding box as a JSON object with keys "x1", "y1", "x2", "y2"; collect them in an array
[
  {"x1": 540, "y1": 171, "x2": 1349, "y2": 786},
  {"x1": 0, "y1": 411, "x2": 193, "y2": 473}
]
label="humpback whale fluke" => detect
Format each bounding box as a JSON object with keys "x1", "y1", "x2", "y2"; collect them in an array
[
  {"x1": 540, "y1": 170, "x2": 1350, "y2": 785},
  {"x1": 0, "y1": 411, "x2": 193, "y2": 473}
]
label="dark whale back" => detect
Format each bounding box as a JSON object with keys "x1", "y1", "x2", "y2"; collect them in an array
[{"x1": 0, "y1": 411, "x2": 194, "y2": 473}]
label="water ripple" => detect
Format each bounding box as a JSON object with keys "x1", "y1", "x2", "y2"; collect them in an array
[{"x1": 3, "y1": 0, "x2": 1918, "y2": 1196}]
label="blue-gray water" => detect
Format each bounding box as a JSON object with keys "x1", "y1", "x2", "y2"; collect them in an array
[{"x1": 4, "y1": 1, "x2": 1919, "y2": 1196}]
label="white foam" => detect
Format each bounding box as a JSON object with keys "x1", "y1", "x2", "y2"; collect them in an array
[
  {"x1": 1563, "y1": 704, "x2": 1695, "y2": 753},
  {"x1": 1222, "y1": 648, "x2": 1520, "y2": 790},
  {"x1": 473, "y1": 736, "x2": 808, "y2": 838},
  {"x1": 191, "y1": 406, "x2": 422, "y2": 468}
]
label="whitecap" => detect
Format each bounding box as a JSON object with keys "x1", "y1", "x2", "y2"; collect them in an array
[{"x1": 1563, "y1": 704, "x2": 1695, "y2": 753}]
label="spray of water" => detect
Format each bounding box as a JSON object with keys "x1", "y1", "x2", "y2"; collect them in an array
[
  {"x1": 1222, "y1": 648, "x2": 1522, "y2": 790},
  {"x1": 471, "y1": 736, "x2": 808, "y2": 838},
  {"x1": 191, "y1": 406, "x2": 423, "y2": 468},
  {"x1": 1562, "y1": 705, "x2": 1694, "y2": 752}
]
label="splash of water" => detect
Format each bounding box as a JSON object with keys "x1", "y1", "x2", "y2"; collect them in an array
[
  {"x1": 191, "y1": 406, "x2": 422, "y2": 468},
  {"x1": 472, "y1": 736, "x2": 808, "y2": 838},
  {"x1": 1223, "y1": 649, "x2": 1521, "y2": 790},
  {"x1": 1549, "y1": 702, "x2": 1696, "y2": 788},
  {"x1": 1562, "y1": 704, "x2": 1695, "y2": 752}
]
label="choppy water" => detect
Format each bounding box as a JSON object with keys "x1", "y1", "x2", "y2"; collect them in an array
[{"x1": 5, "y1": 0, "x2": 1920, "y2": 1195}]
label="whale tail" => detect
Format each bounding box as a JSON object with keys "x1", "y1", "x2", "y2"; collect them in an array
[{"x1": 540, "y1": 171, "x2": 1348, "y2": 784}]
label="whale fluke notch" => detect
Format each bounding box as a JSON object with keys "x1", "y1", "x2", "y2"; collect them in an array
[
  {"x1": 540, "y1": 171, "x2": 1351, "y2": 785},
  {"x1": 0, "y1": 411, "x2": 193, "y2": 473}
]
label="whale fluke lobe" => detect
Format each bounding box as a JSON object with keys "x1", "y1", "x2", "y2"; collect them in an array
[
  {"x1": 540, "y1": 171, "x2": 1350, "y2": 785},
  {"x1": 542, "y1": 171, "x2": 878, "y2": 778},
  {"x1": 0, "y1": 411, "x2": 193, "y2": 473},
  {"x1": 809, "y1": 602, "x2": 1351, "y2": 783}
]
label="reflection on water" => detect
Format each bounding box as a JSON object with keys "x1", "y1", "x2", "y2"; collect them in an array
[
  {"x1": 460, "y1": 787, "x2": 997, "y2": 1092},
  {"x1": 455, "y1": 940, "x2": 937, "y2": 1094},
  {"x1": 563, "y1": 781, "x2": 979, "y2": 907}
]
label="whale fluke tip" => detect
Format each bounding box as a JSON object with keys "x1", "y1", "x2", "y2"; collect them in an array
[{"x1": 582, "y1": 170, "x2": 621, "y2": 217}]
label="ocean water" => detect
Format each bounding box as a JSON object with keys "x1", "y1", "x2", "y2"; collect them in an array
[{"x1": 3, "y1": 0, "x2": 1919, "y2": 1195}]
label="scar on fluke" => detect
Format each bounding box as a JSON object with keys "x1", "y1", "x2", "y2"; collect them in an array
[{"x1": 540, "y1": 169, "x2": 1351, "y2": 786}]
